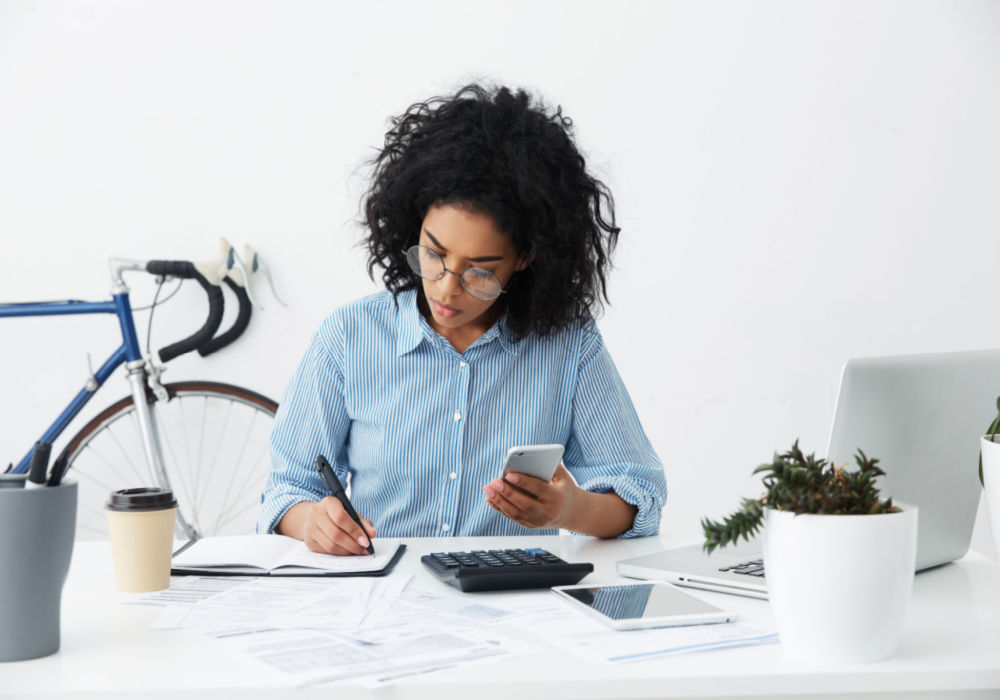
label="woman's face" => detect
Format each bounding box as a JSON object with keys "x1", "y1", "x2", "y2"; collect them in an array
[{"x1": 417, "y1": 203, "x2": 527, "y2": 339}]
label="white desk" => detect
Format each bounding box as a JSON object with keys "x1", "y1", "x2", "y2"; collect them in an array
[{"x1": 2, "y1": 533, "x2": 999, "y2": 699}]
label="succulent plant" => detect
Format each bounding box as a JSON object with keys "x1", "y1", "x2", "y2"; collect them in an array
[
  {"x1": 979, "y1": 397, "x2": 1000, "y2": 487},
  {"x1": 701, "y1": 440, "x2": 899, "y2": 553}
]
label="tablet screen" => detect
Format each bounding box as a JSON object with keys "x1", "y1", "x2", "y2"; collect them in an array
[{"x1": 560, "y1": 582, "x2": 722, "y2": 620}]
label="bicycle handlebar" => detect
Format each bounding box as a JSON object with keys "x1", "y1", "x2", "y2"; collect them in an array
[
  {"x1": 196, "y1": 276, "x2": 251, "y2": 357},
  {"x1": 145, "y1": 260, "x2": 225, "y2": 362}
]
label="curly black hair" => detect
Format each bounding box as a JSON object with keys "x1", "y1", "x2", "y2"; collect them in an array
[{"x1": 362, "y1": 83, "x2": 620, "y2": 340}]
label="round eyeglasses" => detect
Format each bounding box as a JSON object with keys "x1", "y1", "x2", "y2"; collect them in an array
[{"x1": 404, "y1": 245, "x2": 506, "y2": 301}]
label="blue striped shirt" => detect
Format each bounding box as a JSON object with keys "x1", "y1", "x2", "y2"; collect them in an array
[{"x1": 258, "y1": 289, "x2": 666, "y2": 539}]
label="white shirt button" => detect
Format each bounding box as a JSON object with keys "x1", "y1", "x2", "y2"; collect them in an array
[
  {"x1": 453, "y1": 411, "x2": 461, "y2": 422},
  {"x1": 459, "y1": 361, "x2": 467, "y2": 368},
  {"x1": 441, "y1": 523, "x2": 450, "y2": 532},
  {"x1": 449, "y1": 472, "x2": 457, "y2": 479}
]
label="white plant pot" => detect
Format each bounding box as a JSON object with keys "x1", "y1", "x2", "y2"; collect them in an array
[
  {"x1": 979, "y1": 437, "x2": 1000, "y2": 561},
  {"x1": 762, "y1": 505, "x2": 918, "y2": 663}
]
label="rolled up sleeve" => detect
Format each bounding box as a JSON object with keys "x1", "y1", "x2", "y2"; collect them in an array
[
  {"x1": 564, "y1": 321, "x2": 667, "y2": 538},
  {"x1": 257, "y1": 314, "x2": 352, "y2": 534}
]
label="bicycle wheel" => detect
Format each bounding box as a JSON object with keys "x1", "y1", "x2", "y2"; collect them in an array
[{"x1": 59, "y1": 381, "x2": 278, "y2": 540}]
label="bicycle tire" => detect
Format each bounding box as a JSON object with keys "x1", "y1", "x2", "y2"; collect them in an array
[{"x1": 58, "y1": 381, "x2": 278, "y2": 540}]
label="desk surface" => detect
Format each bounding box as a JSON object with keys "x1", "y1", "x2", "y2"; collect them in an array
[{"x1": 2, "y1": 533, "x2": 999, "y2": 699}]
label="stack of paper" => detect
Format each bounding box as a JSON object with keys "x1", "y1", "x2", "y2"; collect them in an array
[
  {"x1": 496, "y1": 590, "x2": 778, "y2": 663},
  {"x1": 129, "y1": 544, "x2": 537, "y2": 688}
]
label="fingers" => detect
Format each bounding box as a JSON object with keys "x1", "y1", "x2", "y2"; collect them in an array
[
  {"x1": 487, "y1": 479, "x2": 539, "y2": 511},
  {"x1": 501, "y1": 471, "x2": 547, "y2": 497},
  {"x1": 361, "y1": 516, "x2": 377, "y2": 539},
  {"x1": 550, "y1": 462, "x2": 572, "y2": 483},
  {"x1": 485, "y1": 489, "x2": 532, "y2": 527},
  {"x1": 484, "y1": 481, "x2": 543, "y2": 527},
  {"x1": 305, "y1": 498, "x2": 373, "y2": 555},
  {"x1": 484, "y1": 463, "x2": 574, "y2": 529}
]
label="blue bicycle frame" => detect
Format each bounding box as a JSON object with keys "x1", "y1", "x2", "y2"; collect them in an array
[{"x1": 1, "y1": 294, "x2": 142, "y2": 474}]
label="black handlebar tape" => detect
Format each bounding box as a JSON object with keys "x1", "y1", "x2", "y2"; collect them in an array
[
  {"x1": 197, "y1": 277, "x2": 252, "y2": 357},
  {"x1": 145, "y1": 260, "x2": 225, "y2": 362}
]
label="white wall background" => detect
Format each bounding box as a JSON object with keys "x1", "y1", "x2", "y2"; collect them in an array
[{"x1": 1, "y1": 0, "x2": 998, "y2": 556}]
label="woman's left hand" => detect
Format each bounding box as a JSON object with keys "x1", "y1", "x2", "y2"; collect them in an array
[{"x1": 482, "y1": 463, "x2": 583, "y2": 530}]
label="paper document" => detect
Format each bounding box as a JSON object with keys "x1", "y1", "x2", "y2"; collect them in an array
[
  {"x1": 204, "y1": 624, "x2": 537, "y2": 687},
  {"x1": 150, "y1": 577, "x2": 374, "y2": 631},
  {"x1": 171, "y1": 534, "x2": 404, "y2": 576},
  {"x1": 498, "y1": 590, "x2": 778, "y2": 663},
  {"x1": 126, "y1": 576, "x2": 248, "y2": 607}
]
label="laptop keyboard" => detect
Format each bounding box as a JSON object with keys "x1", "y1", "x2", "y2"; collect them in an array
[{"x1": 719, "y1": 559, "x2": 766, "y2": 577}]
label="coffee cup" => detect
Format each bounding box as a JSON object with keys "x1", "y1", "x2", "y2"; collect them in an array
[{"x1": 105, "y1": 487, "x2": 178, "y2": 592}]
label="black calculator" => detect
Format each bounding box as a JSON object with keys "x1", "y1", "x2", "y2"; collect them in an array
[{"x1": 420, "y1": 548, "x2": 594, "y2": 592}]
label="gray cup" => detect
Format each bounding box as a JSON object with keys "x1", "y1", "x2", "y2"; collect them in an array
[{"x1": 0, "y1": 476, "x2": 77, "y2": 662}]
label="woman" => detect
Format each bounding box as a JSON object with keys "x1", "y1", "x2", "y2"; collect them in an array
[{"x1": 258, "y1": 83, "x2": 666, "y2": 554}]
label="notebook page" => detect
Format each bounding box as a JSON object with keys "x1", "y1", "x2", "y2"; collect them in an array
[
  {"x1": 173, "y1": 534, "x2": 297, "y2": 570},
  {"x1": 275, "y1": 539, "x2": 403, "y2": 573}
]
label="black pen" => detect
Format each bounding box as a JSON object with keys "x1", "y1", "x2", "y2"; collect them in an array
[
  {"x1": 315, "y1": 455, "x2": 374, "y2": 555},
  {"x1": 25, "y1": 441, "x2": 51, "y2": 490}
]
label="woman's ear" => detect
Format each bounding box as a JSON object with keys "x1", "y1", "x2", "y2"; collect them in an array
[{"x1": 516, "y1": 249, "x2": 535, "y2": 272}]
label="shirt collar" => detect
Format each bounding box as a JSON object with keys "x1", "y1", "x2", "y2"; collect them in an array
[
  {"x1": 395, "y1": 289, "x2": 425, "y2": 356},
  {"x1": 395, "y1": 288, "x2": 522, "y2": 358}
]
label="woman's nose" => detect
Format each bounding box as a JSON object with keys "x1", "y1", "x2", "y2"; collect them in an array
[{"x1": 438, "y1": 269, "x2": 464, "y2": 296}]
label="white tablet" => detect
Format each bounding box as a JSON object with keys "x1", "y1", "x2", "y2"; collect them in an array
[{"x1": 551, "y1": 581, "x2": 735, "y2": 630}]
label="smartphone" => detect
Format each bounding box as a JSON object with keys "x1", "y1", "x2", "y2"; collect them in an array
[
  {"x1": 551, "y1": 581, "x2": 735, "y2": 631},
  {"x1": 502, "y1": 444, "x2": 565, "y2": 483}
]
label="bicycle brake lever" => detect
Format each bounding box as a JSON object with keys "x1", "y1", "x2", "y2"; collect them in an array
[
  {"x1": 244, "y1": 244, "x2": 287, "y2": 308},
  {"x1": 226, "y1": 244, "x2": 264, "y2": 310}
]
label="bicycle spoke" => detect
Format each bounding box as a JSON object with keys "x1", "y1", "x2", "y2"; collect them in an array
[
  {"x1": 209, "y1": 407, "x2": 256, "y2": 531},
  {"x1": 76, "y1": 520, "x2": 108, "y2": 537},
  {"x1": 64, "y1": 383, "x2": 277, "y2": 540},
  {"x1": 76, "y1": 500, "x2": 109, "y2": 531},
  {"x1": 213, "y1": 453, "x2": 267, "y2": 529},
  {"x1": 210, "y1": 497, "x2": 263, "y2": 533},
  {"x1": 196, "y1": 397, "x2": 233, "y2": 526},
  {"x1": 176, "y1": 396, "x2": 200, "y2": 531},
  {"x1": 211, "y1": 443, "x2": 270, "y2": 531},
  {"x1": 73, "y1": 455, "x2": 123, "y2": 495},
  {"x1": 78, "y1": 435, "x2": 141, "y2": 489},
  {"x1": 190, "y1": 396, "x2": 210, "y2": 528},
  {"x1": 102, "y1": 416, "x2": 144, "y2": 484},
  {"x1": 157, "y1": 403, "x2": 195, "y2": 515}
]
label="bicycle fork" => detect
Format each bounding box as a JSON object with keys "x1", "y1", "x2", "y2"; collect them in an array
[{"x1": 125, "y1": 360, "x2": 198, "y2": 540}]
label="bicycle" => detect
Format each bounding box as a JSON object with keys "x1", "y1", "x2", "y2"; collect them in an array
[{"x1": 2, "y1": 241, "x2": 282, "y2": 541}]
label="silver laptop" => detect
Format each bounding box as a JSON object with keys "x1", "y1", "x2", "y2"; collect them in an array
[{"x1": 617, "y1": 350, "x2": 989, "y2": 599}]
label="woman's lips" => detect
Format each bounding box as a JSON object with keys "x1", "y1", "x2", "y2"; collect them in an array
[{"x1": 431, "y1": 299, "x2": 460, "y2": 319}]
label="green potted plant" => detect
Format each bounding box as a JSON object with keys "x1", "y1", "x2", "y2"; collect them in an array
[
  {"x1": 702, "y1": 440, "x2": 918, "y2": 663},
  {"x1": 978, "y1": 398, "x2": 1000, "y2": 561}
]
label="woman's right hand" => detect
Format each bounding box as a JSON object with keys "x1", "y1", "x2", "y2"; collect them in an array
[{"x1": 278, "y1": 499, "x2": 376, "y2": 555}]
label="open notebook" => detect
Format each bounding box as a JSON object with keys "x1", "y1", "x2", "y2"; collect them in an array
[{"x1": 171, "y1": 534, "x2": 406, "y2": 577}]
